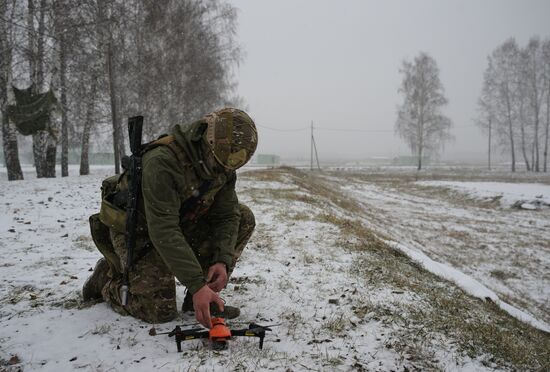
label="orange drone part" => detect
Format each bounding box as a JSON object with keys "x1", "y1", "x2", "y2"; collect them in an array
[{"x1": 209, "y1": 317, "x2": 232, "y2": 341}]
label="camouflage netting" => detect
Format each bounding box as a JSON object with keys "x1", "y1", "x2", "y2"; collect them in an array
[{"x1": 7, "y1": 85, "x2": 58, "y2": 136}]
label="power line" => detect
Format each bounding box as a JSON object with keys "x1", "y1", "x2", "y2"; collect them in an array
[
  {"x1": 454, "y1": 124, "x2": 478, "y2": 128},
  {"x1": 257, "y1": 123, "x2": 394, "y2": 133},
  {"x1": 256, "y1": 124, "x2": 309, "y2": 132},
  {"x1": 316, "y1": 127, "x2": 393, "y2": 133},
  {"x1": 258, "y1": 123, "x2": 478, "y2": 133}
]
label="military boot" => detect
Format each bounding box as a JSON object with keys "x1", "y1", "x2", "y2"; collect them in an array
[
  {"x1": 82, "y1": 258, "x2": 109, "y2": 301},
  {"x1": 181, "y1": 291, "x2": 240, "y2": 319}
]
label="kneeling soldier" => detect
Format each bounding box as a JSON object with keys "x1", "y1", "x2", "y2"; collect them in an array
[{"x1": 83, "y1": 108, "x2": 258, "y2": 329}]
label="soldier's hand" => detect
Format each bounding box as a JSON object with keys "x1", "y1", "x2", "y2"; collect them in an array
[
  {"x1": 192, "y1": 285, "x2": 224, "y2": 329},
  {"x1": 206, "y1": 263, "x2": 228, "y2": 292}
]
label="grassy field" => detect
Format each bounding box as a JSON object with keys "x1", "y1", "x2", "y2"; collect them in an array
[{"x1": 0, "y1": 166, "x2": 548, "y2": 371}]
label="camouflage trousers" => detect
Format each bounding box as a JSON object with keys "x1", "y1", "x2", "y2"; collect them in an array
[{"x1": 89, "y1": 204, "x2": 255, "y2": 323}]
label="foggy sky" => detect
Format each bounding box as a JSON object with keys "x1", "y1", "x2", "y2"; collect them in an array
[{"x1": 229, "y1": 0, "x2": 550, "y2": 163}]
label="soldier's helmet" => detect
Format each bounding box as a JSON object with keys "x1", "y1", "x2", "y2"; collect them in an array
[{"x1": 203, "y1": 108, "x2": 258, "y2": 171}]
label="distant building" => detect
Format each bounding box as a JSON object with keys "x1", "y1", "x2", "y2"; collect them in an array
[
  {"x1": 392, "y1": 155, "x2": 430, "y2": 166},
  {"x1": 255, "y1": 154, "x2": 280, "y2": 166}
]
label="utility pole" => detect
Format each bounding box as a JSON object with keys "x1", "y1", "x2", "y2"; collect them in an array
[
  {"x1": 310, "y1": 120, "x2": 321, "y2": 171},
  {"x1": 310, "y1": 121, "x2": 313, "y2": 170},
  {"x1": 488, "y1": 117, "x2": 493, "y2": 170}
]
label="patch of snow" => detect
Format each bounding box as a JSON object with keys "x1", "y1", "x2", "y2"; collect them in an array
[
  {"x1": 417, "y1": 181, "x2": 550, "y2": 209},
  {"x1": 338, "y1": 175, "x2": 550, "y2": 325},
  {"x1": 384, "y1": 240, "x2": 550, "y2": 334},
  {"x1": 519, "y1": 202, "x2": 537, "y2": 210}
]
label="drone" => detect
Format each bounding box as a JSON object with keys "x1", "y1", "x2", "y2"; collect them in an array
[{"x1": 151, "y1": 317, "x2": 275, "y2": 351}]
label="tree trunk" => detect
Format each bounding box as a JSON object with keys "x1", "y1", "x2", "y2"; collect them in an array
[
  {"x1": 544, "y1": 83, "x2": 549, "y2": 172},
  {"x1": 80, "y1": 78, "x2": 97, "y2": 175},
  {"x1": 117, "y1": 94, "x2": 126, "y2": 161},
  {"x1": 519, "y1": 119, "x2": 531, "y2": 171},
  {"x1": 107, "y1": 37, "x2": 121, "y2": 174},
  {"x1": 41, "y1": 0, "x2": 56, "y2": 179},
  {"x1": 531, "y1": 67, "x2": 540, "y2": 172},
  {"x1": 504, "y1": 87, "x2": 516, "y2": 172},
  {"x1": 417, "y1": 121, "x2": 423, "y2": 171},
  {"x1": 28, "y1": 0, "x2": 44, "y2": 178},
  {"x1": 1, "y1": 0, "x2": 23, "y2": 180},
  {"x1": 534, "y1": 111, "x2": 540, "y2": 172},
  {"x1": 2, "y1": 111, "x2": 24, "y2": 180},
  {"x1": 33, "y1": 124, "x2": 57, "y2": 178},
  {"x1": 36, "y1": 0, "x2": 46, "y2": 88},
  {"x1": 52, "y1": 0, "x2": 69, "y2": 177},
  {"x1": 414, "y1": 100, "x2": 425, "y2": 171},
  {"x1": 531, "y1": 141, "x2": 535, "y2": 171},
  {"x1": 27, "y1": 0, "x2": 36, "y2": 84},
  {"x1": 29, "y1": 0, "x2": 57, "y2": 178},
  {"x1": 32, "y1": 132, "x2": 47, "y2": 177},
  {"x1": 44, "y1": 127, "x2": 57, "y2": 177},
  {"x1": 59, "y1": 29, "x2": 68, "y2": 177},
  {"x1": 518, "y1": 94, "x2": 531, "y2": 171},
  {"x1": 488, "y1": 118, "x2": 492, "y2": 170}
]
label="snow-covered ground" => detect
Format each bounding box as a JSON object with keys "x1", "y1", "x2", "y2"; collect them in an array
[
  {"x1": 332, "y1": 171, "x2": 550, "y2": 326},
  {"x1": 1, "y1": 166, "x2": 548, "y2": 371},
  {"x1": 416, "y1": 181, "x2": 550, "y2": 209}
]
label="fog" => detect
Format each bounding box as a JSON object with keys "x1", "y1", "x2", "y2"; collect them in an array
[{"x1": 229, "y1": 0, "x2": 550, "y2": 164}]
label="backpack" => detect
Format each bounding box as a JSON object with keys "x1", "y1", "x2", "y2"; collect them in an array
[{"x1": 97, "y1": 136, "x2": 176, "y2": 234}]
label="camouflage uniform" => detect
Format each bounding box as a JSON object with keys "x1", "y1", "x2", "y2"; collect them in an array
[
  {"x1": 86, "y1": 109, "x2": 257, "y2": 323},
  {"x1": 89, "y1": 204, "x2": 254, "y2": 323}
]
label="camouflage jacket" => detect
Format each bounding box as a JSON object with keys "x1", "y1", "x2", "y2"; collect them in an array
[{"x1": 141, "y1": 121, "x2": 240, "y2": 294}]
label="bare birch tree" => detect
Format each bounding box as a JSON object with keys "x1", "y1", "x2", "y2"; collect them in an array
[
  {"x1": 477, "y1": 79, "x2": 497, "y2": 170},
  {"x1": 3, "y1": 0, "x2": 243, "y2": 177},
  {"x1": 76, "y1": 2, "x2": 104, "y2": 175},
  {"x1": 479, "y1": 37, "x2": 550, "y2": 172},
  {"x1": 395, "y1": 52, "x2": 452, "y2": 170},
  {"x1": 542, "y1": 38, "x2": 550, "y2": 172},
  {"x1": 521, "y1": 37, "x2": 546, "y2": 172},
  {"x1": 0, "y1": 0, "x2": 24, "y2": 180},
  {"x1": 117, "y1": 0, "x2": 242, "y2": 139},
  {"x1": 82, "y1": 0, "x2": 242, "y2": 173},
  {"x1": 479, "y1": 39, "x2": 521, "y2": 172},
  {"x1": 28, "y1": 0, "x2": 59, "y2": 178}
]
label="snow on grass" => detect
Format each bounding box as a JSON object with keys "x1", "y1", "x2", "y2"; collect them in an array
[
  {"x1": 0, "y1": 169, "x2": 364, "y2": 369},
  {"x1": 336, "y1": 173, "x2": 550, "y2": 326},
  {"x1": 417, "y1": 181, "x2": 550, "y2": 209},
  {"x1": 0, "y1": 167, "x2": 505, "y2": 371},
  {"x1": 384, "y1": 240, "x2": 550, "y2": 333}
]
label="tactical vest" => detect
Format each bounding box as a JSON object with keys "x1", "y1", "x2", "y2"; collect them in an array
[{"x1": 98, "y1": 135, "x2": 225, "y2": 235}]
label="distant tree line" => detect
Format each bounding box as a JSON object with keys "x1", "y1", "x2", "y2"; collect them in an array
[
  {"x1": 1, "y1": 0, "x2": 243, "y2": 180},
  {"x1": 477, "y1": 37, "x2": 550, "y2": 172},
  {"x1": 395, "y1": 37, "x2": 550, "y2": 173}
]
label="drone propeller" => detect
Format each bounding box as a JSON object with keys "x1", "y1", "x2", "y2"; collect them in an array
[{"x1": 151, "y1": 318, "x2": 279, "y2": 351}]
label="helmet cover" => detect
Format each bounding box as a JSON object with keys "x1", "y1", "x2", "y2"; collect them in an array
[{"x1": 204, "y1": 108, "x2": 258, "y2": 170}]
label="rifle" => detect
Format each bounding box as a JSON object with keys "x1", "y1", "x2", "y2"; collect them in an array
[{"x1": 120, "y1": 115, "x2": 144, "y2": 306}]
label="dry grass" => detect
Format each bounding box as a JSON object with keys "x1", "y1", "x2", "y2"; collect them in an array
[
  {"x1": 266, "y1": 188, "x2": 320, "y2": 206},
  {"x1": 490, "y1": 269, "x2": 519, "y2": 281},
  {"x1": 245, "y1": 167, "x2": 550, "y2": 371}
]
